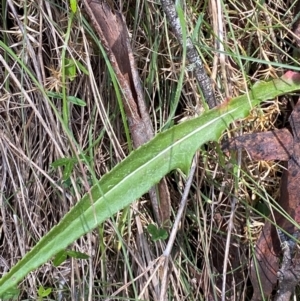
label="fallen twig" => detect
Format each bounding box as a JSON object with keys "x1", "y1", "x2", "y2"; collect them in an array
[
  {"x1": 274, "y1": 231, "x2": 300, "y2": 301},
  {"x1": 160, "y1": 0, "x2": 217, "y2": 108}
]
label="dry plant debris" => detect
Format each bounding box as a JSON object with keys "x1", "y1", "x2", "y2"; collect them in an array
[
  {"x1": 223, "y1": 98, "x2": 300, "y2": 300},
  {"x1": 1, "y1": 0, "x2": 300, "y2": 300}
]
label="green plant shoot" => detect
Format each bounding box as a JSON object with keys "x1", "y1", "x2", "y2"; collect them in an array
[{"x1": 0, "y1": 72, "x2": 300, "y2": 297}]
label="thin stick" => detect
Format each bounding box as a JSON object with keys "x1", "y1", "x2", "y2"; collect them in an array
[
  {"x1": 274, "y1": 231, "x2": 300, "y2": 301},
  {"x1": 159, "y1": 157, "x2": 197, "y2": 300},
  {"x1": 221, "y1": 144, "x2": 241, "y2": 301},
  {"x1": 164, "y1": 158, "x2": 197, "y2": 257},
  {"x1": 160, "y1": 0, "x2": 217, "y2": 108}
]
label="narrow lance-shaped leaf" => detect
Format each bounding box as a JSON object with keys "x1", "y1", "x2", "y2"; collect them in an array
[{"x1": 0, "y1": 72, "x2": 300, "y2": 296}]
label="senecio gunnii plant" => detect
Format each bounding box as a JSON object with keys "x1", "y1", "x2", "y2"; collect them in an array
[{"x1": 0, "y1": 70, "x2": 300, "y2": 298}]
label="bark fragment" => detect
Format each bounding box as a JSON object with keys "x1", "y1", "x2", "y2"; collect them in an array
[{"x1": 83, "y1": 0, "x2": 171, "y2": 226}]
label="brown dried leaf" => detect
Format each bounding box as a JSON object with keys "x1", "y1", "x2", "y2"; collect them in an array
[
  {"x1": 277, "y1": 100, "x2": 300, "y2": 234},
  {"x1": 84, "y1": 0, "x2": 147, "y2": 143},
  {"x1": 250, "y1": 222, "x2": 280, "y2": 301},
  {"x1": 223, "y1": 99, "x2": 300, "y2": 300},
  {"x1": 222, "y1": 128, "x2": 293, "y2": 161}
]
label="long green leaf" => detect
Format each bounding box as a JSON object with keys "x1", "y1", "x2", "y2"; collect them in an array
[{"x1": 0, "y1": 71, "x2": 300, "y2": 296}]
